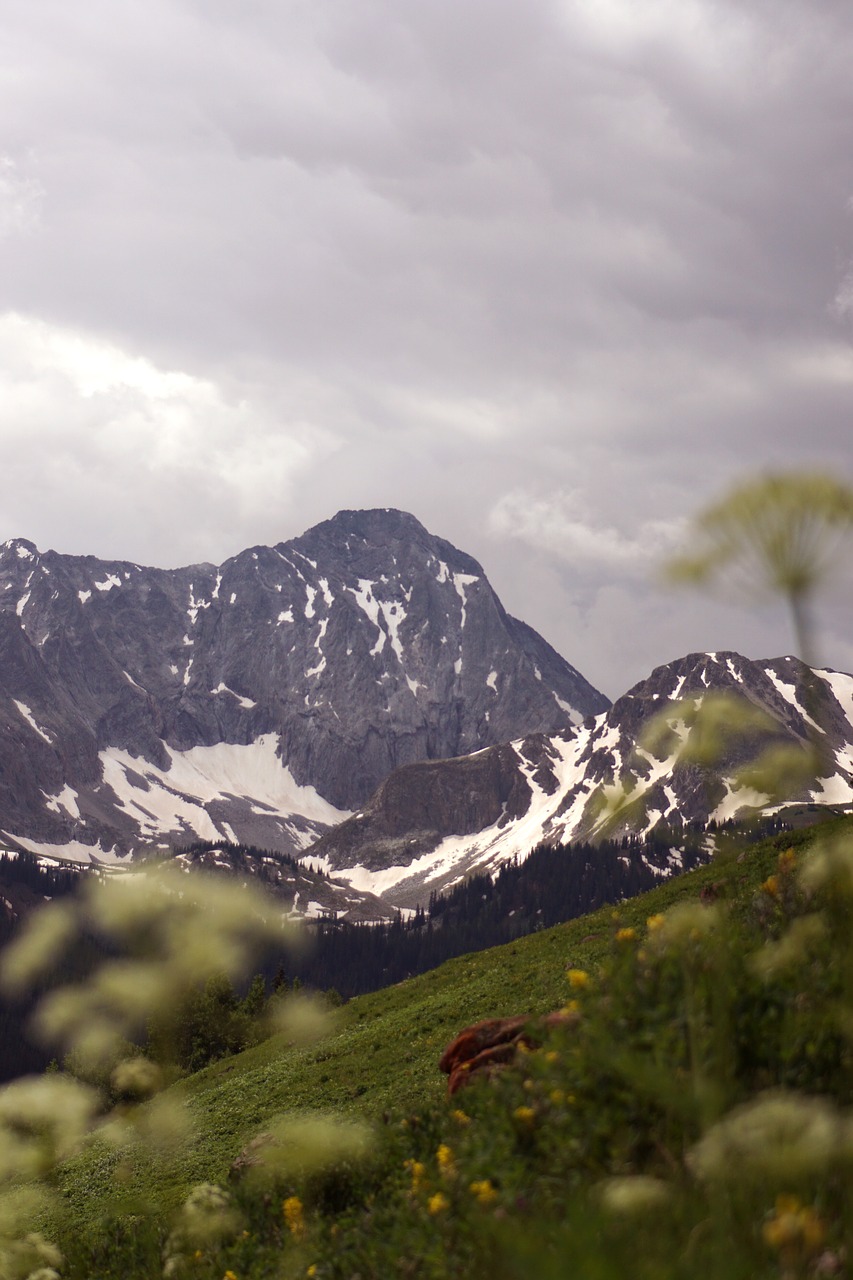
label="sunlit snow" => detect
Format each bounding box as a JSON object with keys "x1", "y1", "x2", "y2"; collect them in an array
[
  {"x1": 211, "y1": 683, "x2": 256, "y2": 709},
  {"x1": 99, "y1": 736, "x2": 350, "y2": 843},
  {"x1": 13, "y1": 701, "x2": 52, "y2": 743}
]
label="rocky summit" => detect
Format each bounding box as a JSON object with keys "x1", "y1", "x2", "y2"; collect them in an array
[{"x1": 0, "y1": 510, "x2": 609, "y2": 861}]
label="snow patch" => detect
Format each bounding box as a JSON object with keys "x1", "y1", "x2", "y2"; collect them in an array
[
  {"x1": 94, "y1": 573, "x2": 122, "y2": 592},
  {"x1": 4, "y1": 835, "x2": 125, "y2": 866},
  {"x1": 378, "y1": 599, "x2": 406, "y2": 663},
  {"x1": 211, "y1": 683, "x2": 256, "y2": 709},
  {"x1": 277, "y1": 608, "x2": 294, "y2": 624},
  {"x1": 486, "y1": 671, "x2": 498, "y2": 693},
  {"x1": 764, "y1": 669, "x2": 823, "y2": 732},
  {"x1": 43, "y1": 784, "x2": 80, "y2": 819},
  {"x1": 553, "y1": 692, "x2": 582, "y2": 724},
  {"x1": 16, "y1": 592, "x2": 29, "y2": 616},
  {"x1": 818, "y1": 669, "x2": 853, "y2": 731},
  {"x1": 13, "y1": 701, "x2": 52, "y2": 743},
  {"x1": 305, "y1": 584, "x2": 317, "y2": 618},
  {"x1": 452, "y1": 572, "x2": 479, "y2": 628},
  {"x1": 187, "y1": 583, "x2": 211, "y2": 625},
  {"x1": 77, "y1": 588, "x2": 92, "y2": 605},
  {"x1": 99, "y1": 736, "x2": 350, "y2": 843}
]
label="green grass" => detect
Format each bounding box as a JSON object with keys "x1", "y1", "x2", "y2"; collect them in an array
[{"x1": 57, "y1": 818, "x2": 825, "y2": 1224}]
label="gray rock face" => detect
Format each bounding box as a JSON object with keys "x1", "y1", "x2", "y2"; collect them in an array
[
  {"x1": 0, "y1": 512, "x2": 608, "y2": 859},
  {"x1": 307, "y1": 651, "x2": 853, "y2": 908}
]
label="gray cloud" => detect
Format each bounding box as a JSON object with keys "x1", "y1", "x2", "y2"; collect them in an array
[{"x1": 0, "y1": 0, "x2": 852, "y2": 696}]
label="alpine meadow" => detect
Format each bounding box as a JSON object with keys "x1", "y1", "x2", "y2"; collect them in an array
[{"x1": 0, "y1": 473, "x2": 850, "y2": 1278}]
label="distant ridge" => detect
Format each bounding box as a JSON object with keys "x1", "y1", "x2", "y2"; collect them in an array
[{"x1": 306, "y1": 651, "x2": 853, "y2": 908}]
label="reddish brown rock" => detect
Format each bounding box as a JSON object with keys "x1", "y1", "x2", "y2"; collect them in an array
[{"x1": 439, "y1": 1010, "x2": 579, "y2": 1095}]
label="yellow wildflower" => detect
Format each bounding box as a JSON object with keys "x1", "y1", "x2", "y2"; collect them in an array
[
  {"x1": 762, "y1": 875, "x2": 780, "y2": 898},
  {"x1": 550, "y1": 1089, "x2": 566, "y2": 1106},
  {"x1": 404, "y1": 1158, "x2": 427, "y2": 1191},
  {"x1": 514, "y1": 1105, "x2": 536, "y2": 1125},
  {"x1": 778, "y1": 848, "x2": 796, "y2": 873},
  {"x1": 427, "y1": 1192, "x2": 450, "y2": 1215},
  {"x1": 646, "y1": 914, "x2": 665, "y2": 932},
  {"x1": 451, "y1": 1109, "x2": 470, "y2": 1126},
  {"x1": 469, "y1": 1179, "x2": 499, "y2": 1206},
  {"x1": 223, "y1": 1272, "x2": 239, "y2": 1280},
  {"x1": 545, "y1": 1050, "x2": 559, "y2": 1065},
  {"x1": 615, "y1": 927, "x2": 636, "y2": 943},
  {"x1": 567, "y1": 969, "x2": 589, "y2": 989},
  {"x1": 762, "y1": 1195, "x2": 825, "y2": 1260},
  {"x1": 306, "y1": 1268, "x2": 318, "y2": 1278},
  {"x1": 282, "y1": 1196, "x2": 305, "y2": 1240},
  {"x1": 194, "y1": 1251, "x2": 204, "y2": 1262},
  {"x1": 436, "y1": 1144, "x2": 455, "y2": 1176},
  {"x1": 560, "y1": 999, "x2": 580, "y2": 1015}
]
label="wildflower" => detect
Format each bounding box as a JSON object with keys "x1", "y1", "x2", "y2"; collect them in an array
[
  {"x1": 469, "y1": 1179, "x2": 499, "y2": 1206},
  {"x1": 762, "y1": 875, "x2": 780, "y2": 898},
  {"x1": 451, "y1": 1109, "x2": 470, "y2": 1126},
  {"x1": 223, "y1": 1272, "x2": 239, "y2": 1280},
  {"x1": 778, "y1": 848, "x2": 797, "y2": 874},
  {"x1": 646, "y1": 914, "x2": 665, "y2": 932},
  {"x1": 549, "y1": 1089, "x2": 566, "y2": 1106},
  {"x1": 615, "y1": 927, "x2": 636, "y2": 943},
  {"x1": 646, "y1": 902, "x2": 721, "y2": 953},
  {"x1": 598, "y1": 1176, "x2": 672, "y2": 1214},
  {"x1": 194, "y1": 1250, "x2": 204, "y2": 1261},
  {"x1": 545, "y1": 1050, "x2": 559, "y2": 1065},
  {"x1": 307, "y1": 1268, "x2": 318, "y2": 1278},
  {"x1": 560, "y1": 1000, "x2": 580, "y2": 1015},
  {"x1": 436, "y1": 1144, "x2": 455, "y2": 1177},
  {"x1": 283, "y1": 1196, "x2": 305, "y2": 1240},
  {"x1": 513, "y1": 1106, "x2": 536, "y2": 1126},
  {"x1": 763, "y1": 1195, "x2": 826, "y2": 1263},
  {"x1": 404, "y1": 1158, "x2": 427, "y2": 1191},
  {"x1": 427, "y1": 1192, "x2": 450, "y2": 1215},
  {"x1": 567, "y1": 969, "x2": 589, "y2": 989},
  {"x1": 688, "y1": 1091, "x2": 847, "y2": 1181},
  {"x1": 176, "y1": 1183, "x2": 238, "y2": 1246}
]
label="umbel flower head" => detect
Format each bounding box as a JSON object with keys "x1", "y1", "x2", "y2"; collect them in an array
[
  {"x1": 665, "y1": 472, "x2": 853, "y2": 663},
  {"x1": 688, "y1": 1090, "x2": 850, "y2": 1182}
]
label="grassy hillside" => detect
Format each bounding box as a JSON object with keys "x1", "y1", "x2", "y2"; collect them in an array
[{"x1": 51, "y1": 819, "x2": 842, "y2": 1248}]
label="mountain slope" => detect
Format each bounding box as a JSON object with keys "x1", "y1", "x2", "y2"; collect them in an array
[
  {"x1": 0, "y1": 512, "x2": 608, "y2": 861},
  {"x1": 308, "y1": 651, "x2": 853, "y2": 907}
]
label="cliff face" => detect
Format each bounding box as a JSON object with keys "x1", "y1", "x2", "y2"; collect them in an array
[{"x1": 0, "y1": 511, "x2": 608, "y2": 859}]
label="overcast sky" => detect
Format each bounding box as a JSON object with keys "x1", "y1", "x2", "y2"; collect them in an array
[{"x1": 2, "y1": 0, "x2": 852, "y2": 698}]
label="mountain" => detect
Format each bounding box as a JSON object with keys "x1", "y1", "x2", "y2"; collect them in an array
[
  {"x1": 306, "y1": 651, "x2": 853, "y2": 908},
  {"x1": 0, "y1": 511, "x2": 608, "y2": 862}
]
